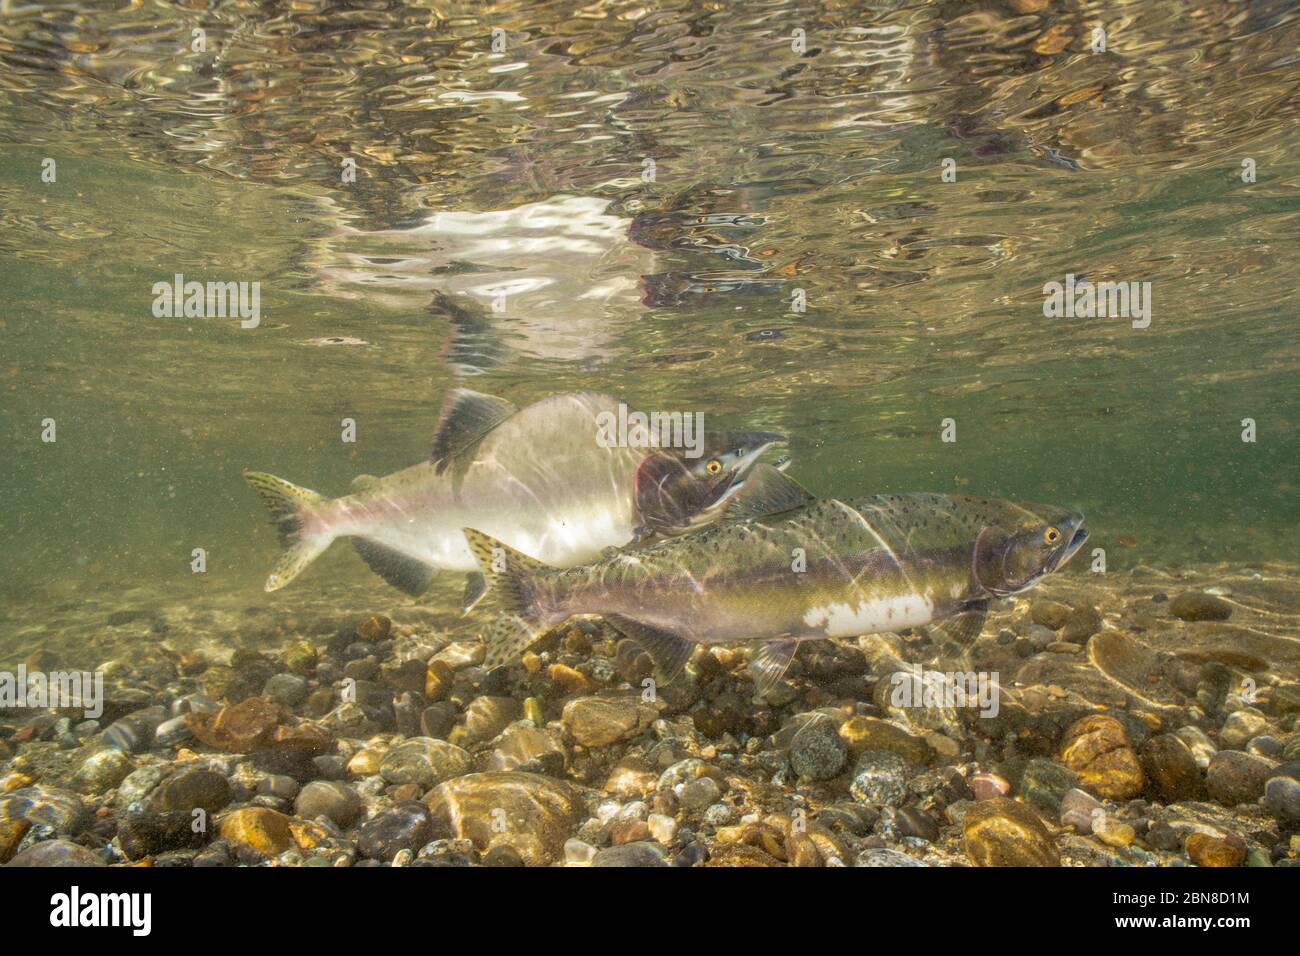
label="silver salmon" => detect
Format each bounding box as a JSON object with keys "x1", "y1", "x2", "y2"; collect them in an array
[{"x1": 244, "y1": 389, "x2": 783, "y2": 595}]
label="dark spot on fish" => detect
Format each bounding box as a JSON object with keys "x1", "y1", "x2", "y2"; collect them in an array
[{"x1": 745, "y1": 328, "x2": 786, "y2": 342}]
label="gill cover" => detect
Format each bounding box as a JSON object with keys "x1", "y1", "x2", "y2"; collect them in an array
[{"x1": 971, "y1": 526, "x2": 1037, "y2": 597}]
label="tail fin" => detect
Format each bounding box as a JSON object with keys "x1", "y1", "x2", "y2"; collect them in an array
[
  {"x1": 243, "y1": 471, "x2": 333, "y2": 591},
  {"x1": 461, "y1": 528, "x2": 553, "y2": 668}
]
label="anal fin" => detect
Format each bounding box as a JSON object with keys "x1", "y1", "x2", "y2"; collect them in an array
[
  {"x1": 352, "y1": 538, "x2": 436, "y2": 596},
  {"x1": 605, "y1": 614, "x2": 696, "y2": 686},
  {"x1": 748, "y1": 637, "x2": 799, "y2": 697}
]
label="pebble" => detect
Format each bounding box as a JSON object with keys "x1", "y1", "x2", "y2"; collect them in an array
[
  {"x1": 1059, "y1": 715, "x2": 1145, "y2": 800},
  {"x1": 681, "y1": 776, "x2": 722, "y2": 813},
  {"x1": 1175, "y1": 726, "x2": 1217, "y2": 768},
  {"x1": 789, "y1": 714, "x2": 847, "y2": 781},
  {"x1": 593, "y1": 841, "x2": 670, "y2": 867},
  {"x1": 379, "y1": 737, "x2": 472, "y2": 789},
  {"x1": 969, "y1": 772, "x2": 1011, "y2": 801},
  {"x1": 462, "y1": 696, "x2": 522, "y2": 745},
  {"x1": 1059, "y1": 788, "x2": 1105, "y2": 833},
  {"x1": 838, "y1": 716, "x2": 932, "y2": 765},
  {"x1": 855, "y1": 848, "x2": 928, "y2": 867},
  {"x1": 218, "y1": 807, "x2": 304, "y2": 858},
  {"x1": 896, "y1": 807, "x2": 940, "y2": 842},
  {"x1": 1206, "y1": 750, "x2": 1275, "y2": 806},
  {"x1": 1220, "y1": 709, "x2": 1271, "y2": 750},
  {"x1": 69, "y1": 748, "x2": 134, "y2": 794},
  {"x1": 647, "y1": 812, "x2": 677, "y2": 844},
  {"x1": 1262, "y1": 766, "x2": 1300, "y2": 824},
  {"x1": 295, "y1": 781, "x2": 362, "y2": 827},
  {"x1": 114, "y1": 766, "x2": 169, "y2": 807},
  {"x1": 963, "y1": 798, "x2": 1060, "y2": 867},
  {"x1": 562, "y1": 695, "x2": 656, "y2": 748},
  {"x1": 7, "y1": 840, "x2": 105, "y2": 867},
  {"x1": 1030, "y1": 601, "x2": 1072, "y2": 630},
  {"x1": 1169, "y1": 591, "x2": 1232, "y2": 622},
  {"x1": 1017, "y1": 758, "x2": 1080, "y2": 815},
  {"x1": 154, "y1": 716, "x2": 194, "y2": 748},
  {"x1": 1185, "y1": 831, "x2": 1245, "y2": 867},
  {"x1": 1139, "y1": 733, "x2": 1203, "y2": 802},
  {"x1": 356, "y1": 803, "x2": 434, "y2": 862},
  {"x1": 848, "y1": 750, "x2": 909, "y2": 807},
  {"x1": 151, "y1": 768, "x2": 232, "y2": 815},
  {"x1": 424, "y1": 772, "x2": 584, "y2": 866},
  {"x1": 564, "y1": 838, "x2": 598, "y2": 865},
  {"x1": 263, "y1": 673, "x2": 309, "y2": 708}
]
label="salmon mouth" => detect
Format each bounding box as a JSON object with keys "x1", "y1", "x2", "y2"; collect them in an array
[{"x1": 1051, "y1": 523, "x2": 1089, "y2": 572}]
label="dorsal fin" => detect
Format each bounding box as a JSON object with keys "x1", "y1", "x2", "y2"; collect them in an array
[
  {"x1": 350, "y1": 474, "x2": 380, "y2": 493},
  {"x1": 722, "y1": 463, "x2": 815, "y2": 521},
  {"x1": 430, "y1": 388, "x2": 517, "y2": 474}
]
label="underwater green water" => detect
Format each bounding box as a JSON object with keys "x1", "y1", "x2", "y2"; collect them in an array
[{"x1": 1, "y1": 0, "x2": 1298, "y2": 621}]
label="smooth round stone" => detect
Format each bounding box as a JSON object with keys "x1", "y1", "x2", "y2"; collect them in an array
[
  {"x1": 837, "y1": 716, "x2": 931, "y2": 764},
  {"x1": 7, "y1": 839, "x2": 105, "y2": 867},
  {"x1": 486, "y1": 723, "x2": 565, "y2": 773},
  {"x1": 703, "y1": 803, "x2": 732, "y2": 826},
  {"x1": 647, "y1": 812, "x2": 678, "y2": 844},
  {"x1": 1262, "y1": 771, "x2": 1300, "y2": 824},
  {"x1": 424, "y1": 772, "x2": 584, "y2": 867},
  {"x1": 1059, "y1": 715, "x2": 1145, "y2": 801},
  {"x1": 257, "y1": 774, "x2": 300, "y2": 801},
  {"x1": 154, "y1": 716, "x2": 193, "y2": 748},
  {"x1": 1175, "y1": 726, "x2": 1217, "y2": 768},
  {"x1": 1059, "y1": 788, "x2": 1105, "y2": 833},
  {"x1": 1030, "y1": 601, "x2": 1072, "y2": 630},
  {"x1": 70, "y1": 748, "x2": 134, "y2": 794},
  {"x1": 1220, "y1": 710, "x2": 1270, "y2": 750},
  {"x1": 1025, "y1": 625, "x2": 1056, "y2": 649},
  {"x1": 855, "y1": 848, "x2": 928, "y2": 867},
  {"x1": 593, "y1": 841, "x2": 670, "y2": 867},
  {"x1": 849, "y1": 750, "x2": 908, "y2": 807},
  {"x1": 151, "y1": 768, "x2": 232, "y2": 815},
  {"x1": 1206, "y1": 751, "x2": 1274, "y2": 806},
  {"x1": 463, "y1": 696, "x2": 522, "y2": 745},
  {"x1": 355, "y1": 803, "x2": 434, "y2": 862},
  {"x1": 114, "y1": 766, "x2": 169, "y2": 807},
  {"x1": 295, "y1": 781, "x2": 362, "y2": 827},
  {"x1": 564, "y1": 838, "x2": 598, "y2": 865},
  {"x1": 1169, "y1": 592, "x2": 1232, "y2": 622},
  {"x1": 562, "y1": 696, "x2": 655, "y2": 748},
  {"x1": 263, "y1": 673, "x2": 310, "y2": 708},
  {"x1": 680, "y1": 777, "x2": 722, "y2": 813},
  {"x1": 379, "y1": 738, "x2": 471, "y2": 789},
  {"x1": 896, "y1": 807, "x2": 940, "y2": 842},
  {"x1": 0, "y1": 786, "x2": 87, "y2": 836},
  {"x1": 1139, "y1": 734, "x2": 1203, "y2": 802},
  {"x1": 969, "y1": 772, "x2": 1011, "y2": 801},
  {"x1": 789, "y1": 715, "x2": 847, "y2": 781},
  {"x1": 1185, "y1": 831, "x2": 1245, "y2": 867},
  {"x1": 963, "y1": 798, "x2": 1060, "y2": 867}
]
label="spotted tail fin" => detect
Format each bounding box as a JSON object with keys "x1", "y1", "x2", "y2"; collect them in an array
[
  {"x1": 461, "y1": 528, "x2": 553, "y2": 668},
  {"x1": 243, "y1": 471, "x2": 333, "y2": 591}
]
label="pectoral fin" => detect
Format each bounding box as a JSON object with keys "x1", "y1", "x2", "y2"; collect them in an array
[
  {"x1": 351, "y1": 538, "x2": 436, "y2": 596},
  {"x1": 722, "y1": 464, "x2": 815, "y2": 522},
  {"x1": 461, "y1": 572, "x2": 487, "y2": 614},
  {"x1": 605, "y1": 614, "x2": 695, "y2": 686},
  {"x1": 925, "y1": 599, "x2": 989, "y2": 647},
  {"x1": 430, "y1": 388, "x2": 517, "y2": 474},
  {"x1": 748, "y1": 637, "x2": 799, "y2": 697}
]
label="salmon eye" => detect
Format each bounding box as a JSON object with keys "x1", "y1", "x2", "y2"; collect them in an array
[
  {"x1": 1044, "y1": 526, "x2": 1061, "y2": 544},
  {"x1": 706, "y1": 459, "x2": 723, "y2": 475}
]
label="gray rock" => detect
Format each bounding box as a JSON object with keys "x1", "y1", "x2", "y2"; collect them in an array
[
  {"x1": 1206, "y1": 750, "x2": 1275, "y2": 806},
  {"x1": 295, "y1": 780, "x2": 362, "y2": 827},
  {"x1": 789, "y1": 714, "x2": 847, "y2": 781},
  {"x1": 849, "y1": 749, "x2": 908, "y2": 807},
  {"x1": 592, "y1": 841, "x2": 670, "y2": 867},
  {"x1": 263, "y1": 673, "x2": 310, "y2": 708},
  {"x1": 69, "y1": 748, "x2": 133, "y2": 794},
  {"x1": 379, "y1": 737, "x2": 471, "y2": 789},
  {"x1": 855, "y1": 848, "x2": 928, "y2": 867},
  {"x1": 6, "y1": 840, "x2": 105, "y2": 867}
]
